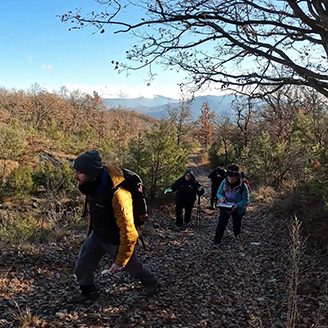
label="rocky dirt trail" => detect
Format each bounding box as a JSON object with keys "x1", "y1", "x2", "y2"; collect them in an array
[{"x1": 0, "y1": 154, "x2": 327, "y2": 327}]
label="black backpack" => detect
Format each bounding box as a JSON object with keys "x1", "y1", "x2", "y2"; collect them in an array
[
  {"x1": 113, "y1": 168, "x2": 148, "y2": 250},
  {"x1": 83, "y1": 168, "x2": 148, "y2": 249},
  {"x1": 113, "y1": 168, "x2": 148, "y2": 227}
]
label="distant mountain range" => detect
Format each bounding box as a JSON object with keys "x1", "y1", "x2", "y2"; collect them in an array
[{"x1": 102, "y1": 94, "x2": 237, "y2": 118}]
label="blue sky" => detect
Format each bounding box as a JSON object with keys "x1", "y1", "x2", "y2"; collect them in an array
[{"x1": 0, "y1": 0, "x2": 194, "y2": 99}]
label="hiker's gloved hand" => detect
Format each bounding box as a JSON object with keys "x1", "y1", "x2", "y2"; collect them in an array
[
  {"x1": 109, "y1": 263, "x2": 124, "y2": 273},
  {"x1": 231, "y1": 204, "x2": 237, "y2": 211},
  {"x1": 198, "y1": 187, "x2": 204, "y2": 196},
  {"x1": 164, "y1": 188, "x2": 172, "y2": 194}
]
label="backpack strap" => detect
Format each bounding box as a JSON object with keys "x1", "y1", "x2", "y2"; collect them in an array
[
  {"x1": 111, "y1": 181, "x2": 123, "y2": 195},
  {"x1": 136, "y1": 226, "x2": 146, "y2": 250},
  {"x1": 82, "y1": 196, "x2": 88, "y2": 218},
  {"x1": 239, "y1": 181, "x2": 247, "y2": 197},
  {"x1": 82, "y1": 196, "x2": 93, "y2": 236}
]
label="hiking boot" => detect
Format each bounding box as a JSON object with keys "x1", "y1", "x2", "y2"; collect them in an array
[
  {"x1": 182, "y1": 222, "x2": 190, "y2": 230},
  {"x1": 69, "y1": 291, "x2": 98, "y2": 304},
  {"x1": 140, "y1": 283, "x2": 160, "y2": 297},
  {"x1": 69, "y1": 284, "x2": 98, "y2": 304},
  {"x1": 234, "y1": 233, "x2": 241, "y2": 240},
  {"x1": 213, "y1": 242, "x2": 221, "y2": 249},
  {"x1": 175, "y1": 225, "x2": 183, "y2": 231}
]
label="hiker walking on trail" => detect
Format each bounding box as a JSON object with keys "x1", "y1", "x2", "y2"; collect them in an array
[
  {"x1": 71, "y1": 150, "x2": 158, "y2": 303},
  {"x1": 208, "y1": 163, "x2": 227, "y2": 209},
  {"x1": 213, "y1": 164, "x2": 249, "y2": 247},
  {"x1": 165, "y1": 169, "x2": 204, "y2": 231}
]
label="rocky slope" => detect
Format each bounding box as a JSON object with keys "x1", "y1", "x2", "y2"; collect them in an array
[{"x1": 0, "y1": 170, "x2": 327, "y2": 328}]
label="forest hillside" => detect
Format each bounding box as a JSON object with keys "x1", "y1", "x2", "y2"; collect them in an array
[{"x1": 0, "y1": 85, "x2": 328, "y2": 327}]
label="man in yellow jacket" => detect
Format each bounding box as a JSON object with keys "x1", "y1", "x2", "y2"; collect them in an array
[{"x1": 71, "y1": 149, "x2": 158, "y2": 303}]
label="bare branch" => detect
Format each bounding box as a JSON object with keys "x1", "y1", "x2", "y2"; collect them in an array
[{"x1": 60, "y1": 0, "x2": 328, "y2": 97}]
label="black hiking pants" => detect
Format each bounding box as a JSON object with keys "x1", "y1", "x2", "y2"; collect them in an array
[
  {"x1": 175, "y1": 199, "x2": 195, "y2": 227},
  {"x1": 75, "y1": 232, "x2": 157, "y2": 289},
  {"x1": 210, "y1": 184, "x2": 219, "y2": 208},
  {"x1": 213, "y1": 210, "x2": 245, "y2": 244}
]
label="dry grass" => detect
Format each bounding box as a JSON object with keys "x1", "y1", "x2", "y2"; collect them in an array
[
  {"x1": 253, "y1": 186, "x2": 276, "y2": 204},
  {"x1": 286, "y1": 216, "x2": 304, "y2": 328},
  {"x1": 197, "y1": 149, "x2": 210, "y2": 166},
  {"x1": 0, "y1": 159, "x2": 19, "y2": 179},
  {"x1": 12, "y1": 305, "x2": 42, "y2": 328},
  {"x1": 204, "y1": 215, "x2": 322, "y2": 328}
]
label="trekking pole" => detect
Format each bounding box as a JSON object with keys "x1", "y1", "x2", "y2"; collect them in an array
[
  {"x1": 136, "y1": 226, "x2": 147, "y2": 251},
  {"x1": 196, "y1": 194, "x2": 201, "y2": 228}
]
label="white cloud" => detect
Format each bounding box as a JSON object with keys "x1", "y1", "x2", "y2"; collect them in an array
[
  {"x1": 45, "y1": 83, "x2": 228, "y2": 100},
  {"x1": 59, "y1": 83, "x2": 182, "y2": 99},
  {"x1": 42, "y1": 64, "x2": 53, "y2": 71}
]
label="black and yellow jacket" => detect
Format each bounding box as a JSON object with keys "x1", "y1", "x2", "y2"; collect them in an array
[{"x1": 85, "y1": 166, "x2": 138, "y2": 266}]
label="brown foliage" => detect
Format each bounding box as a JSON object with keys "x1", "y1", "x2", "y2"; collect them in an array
[
  {"x1": 0, "y1": 87, "x2": 157, "y2": 163},
  {"x1": 195, "y1": 101, "x2": 215, "y2": 148}
]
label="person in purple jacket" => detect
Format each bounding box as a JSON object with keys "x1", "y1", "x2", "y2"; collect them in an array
[{"x1": 213, "y1": 164, "x2": 249, "y2": 247}]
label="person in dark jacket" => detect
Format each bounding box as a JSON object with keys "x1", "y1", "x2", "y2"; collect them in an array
[
  {"x1": 213, "y1": 164, "x2": 249, "y2": 247},
  {"x1": 166, "y1": 169, "x2": 204, "y2": 230},
  {"x1": 70, "y1": 150, "x2": 158, "y2": 303},
  {"x1": 208, "y1": 163, "x2": 227, "y2": 209}
]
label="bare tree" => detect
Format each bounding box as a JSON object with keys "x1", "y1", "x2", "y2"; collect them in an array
[
  {"x1": 195, "y1": 101, "x2": 215, "y2": 148},
  {"x1": 167, "y1": 94, "x2": 194, "y2": 145},
  {"x1": 61, "y1": 0, "x2": 328, "y2": 97},
  {"x1": 260, "y1": 88, "x2": 301, "y2": 140},
  {"x1": 261, "y1": 86, "x2": 328, "y2": 146},
  {"x1": 233, "y1": 97, "x2": 256, "y2": 150},
  {"x1": 213, "y1": 114, "x2": 235, "y2": 164}
]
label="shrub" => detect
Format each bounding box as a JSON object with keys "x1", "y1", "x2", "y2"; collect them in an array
[
  {"x1": 32, "y1": 162, "x2": 75, "y2": 194},
  {"x1": 126, "y1": 120, "x2": 187, "y2": 199},
  {"x1": 254, "y1": 186, "x2": 276, "y2": 204},
  {"x1": 4, "y1": 166, "x2": 33, "y2": 198},
  {"x1": 0, "y1": 212, "x2": 39, "y2": 243}
]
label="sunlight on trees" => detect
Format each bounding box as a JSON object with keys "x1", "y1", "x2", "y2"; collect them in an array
[{"x1": 127, "y1": 120, "x2": 187, "y2": 199}]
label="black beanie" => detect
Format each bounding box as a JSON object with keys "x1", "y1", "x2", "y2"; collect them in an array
[
  {"x1": 73, "y1": 149, "x2": 103, "y2": 178},
  {"x1": 184, "y1": 168, "x2": 194, "y2": 176},
  {"x1": 227, "y1": 164, "x2": 240, "y2": 177}
]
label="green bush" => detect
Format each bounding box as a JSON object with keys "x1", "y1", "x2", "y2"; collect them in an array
[
  {"x1": 0, "y1": 212, "x2": 39, "y2": 242},
  {"x1": 208, "y1": 141, "x2": 236, "y2": 169},
  {"x1": 0, "y1": 122, "x2": 27, "y2": 163},
  {"x1": 126, "y1": 120, "x2": 187, "y2": 199},
  {"x1": 32, "y1": 162, "x2": 76, "y2": 194},
  {"x1": 60, "y1": 162, "x2": 76, "y2": 193},
  {"x1": 4, "y1": 166, "x2": 33, "y2": 197}
]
